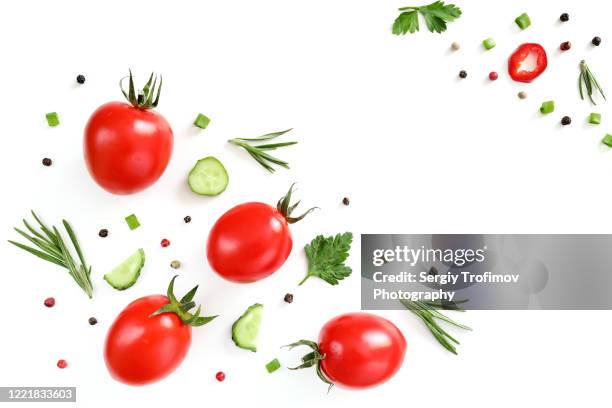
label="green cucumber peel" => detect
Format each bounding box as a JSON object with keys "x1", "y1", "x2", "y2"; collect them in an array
[{"x1": 232, "y1": 303, "x2": 264, "y2": 352}]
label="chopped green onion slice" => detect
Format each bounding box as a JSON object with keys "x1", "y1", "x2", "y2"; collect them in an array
[
  {"x1": 539, "y1": 101, "x2": 555, "y2": 114},
  {"x1": 125, "y1": 214, "x2": 140, "y2": 230},
  {"x1": 589, "y1": 112, "x2": 601, "y2": 125},
  {"x1": 482, "y1": 37, "x2": 496, "y2": 50},
  {"x1": 194, "y1": 113, "x2": 211, "y2": 129},
  {"x1": 265, "y1": 358, "x2": 281, "y2": 373},
  {"x1": 602, "y1": 134, "x2": 612, "y2": 147},
  {"x1": 515, "y1": 13, "x2": 531, "y2": 30},
  {"x1": 46, "y1": 112, "x2": 60, "y2": 127}
]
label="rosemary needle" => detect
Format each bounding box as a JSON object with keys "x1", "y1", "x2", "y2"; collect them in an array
[
  {"x1": 8, "y1": 211, "x2": 94, "y2": 298},
  {"x1": 228, "y1": 128, "x2": 297, "y2": 172},
  {"x1": 579, "y1": 60, "x2": 606, "y2": 105},
  {"x1": 400, "y1": 299, "x2": 472, "y2": 354}
]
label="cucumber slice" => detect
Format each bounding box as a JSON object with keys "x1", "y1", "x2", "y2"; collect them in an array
[
  {"x1": 188, "y1": 156, "x2": 228, "y2": 196},
  {"x1": 232, "y1": 303, "x2": 263, "y2": 352},
  {"x1": 103, "y1": 249, "x2": 145, "y2": 290}
]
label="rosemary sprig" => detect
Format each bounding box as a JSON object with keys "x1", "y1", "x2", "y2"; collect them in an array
[
  {"x1": 579, "y1": 60, "x2": 606, "y2": 105},
  {"x1": 400, "y1": 299, "x2": 471, "y2": 354},
  {"x1": 8, "y1": 211, "x2": 93, "y2": 298},
  {"x1": 228, "y1": 128, "x2": 297, "y2": 172}
]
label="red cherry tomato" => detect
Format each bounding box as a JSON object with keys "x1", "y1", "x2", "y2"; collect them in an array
[
  {"x1": 104, "y1": 295, "x2": 191, "y2": 385},
  {"x1": 318, "y1": 313, "x2": 407, "y2": 389},
  {"x1": 207, "y1": 202, "x2": 292, "y2": 283},
  {"x1": 104, "y1": 277, "x2": 215, "y2": 386},
  {"x1": 508, "y1": 43, "x2": 548, "y2": 83},
  {"x1": 207, "y1": 186, "x2": 314, "y2": 283},
  {"x1": 84, "y1": 101, "x2": 173, "y2": 195}
]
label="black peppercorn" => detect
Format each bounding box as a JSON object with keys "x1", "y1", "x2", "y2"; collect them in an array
[
  {"x1": 428, "y1": 266, "x2": 438, "y2": 275},
  {"x1": 98, "y1": 229, "x2": 108, "y2": 238},
  {"x1": 42, "y1": 158, "x2": 52, "y2": 166},
  {"x1": 459, "y1": 70, "x2": 467, "y2": 79},
  {"x1": 184, "y1": 215, "x2": 192, "y2": 223},
  {"x1": 88, "y1": 317, "x2": 97, "y2": 325},
  {"x1": 76, "y1": 74, "x2": 86, "y2": 84},
  {"x1": 560, "y1": 41, "x2": 571, "y2": 51},
  {"x1": 561, "y1": 116, "x2": 572, "y2": 125},
  {"x1": 342, "y1": 197, "x2": 350, "y2": 206},
  {"x1": 592, "y1": 36, "x2": 602, "y2": 46},
  {"x1": 284, "y1": 293, "x2": 294, "y2": 303},
  {"x1": 560, "y1": 13, "x2": 569, "y2": 22}
]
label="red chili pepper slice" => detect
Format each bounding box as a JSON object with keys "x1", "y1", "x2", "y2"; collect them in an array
[{"x1": 508, "y1": 43, "x2": 548, "y2": 83}]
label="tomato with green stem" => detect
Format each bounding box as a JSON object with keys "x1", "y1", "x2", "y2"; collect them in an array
[
  {"x1": 104, "y1": 276, "x2": 216, "y2": 385},
  {"x1": 286, "y1": 313, "x2": 406, "y2": 390},
  {"x1": 84, "y1": 71, "x2": 173, "y2": 195},
  {"x1": 207, "y1": 184, "x2": 316, "y2": 283}
]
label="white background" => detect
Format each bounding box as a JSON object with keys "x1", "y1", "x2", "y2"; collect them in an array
[{"x1": 1, "y1": 0, "x2": 611, "y2": 406}]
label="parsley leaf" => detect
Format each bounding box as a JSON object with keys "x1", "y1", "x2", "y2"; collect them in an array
[
  {"x1": 392, "y1": 11, "x2": 419, "y2": 35},
  {"x1": 421, "y1": 12, "x2": 448, "y2": 34},
  {"x1": 392, "y1": 1, "x2": 462, "y2": 36},
  {"x1": 299, "y1": 232, "x2": 353, "y2": 286},
  {"x1": 421, "y1": 1, "x2": 461, "y2": 21}
]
